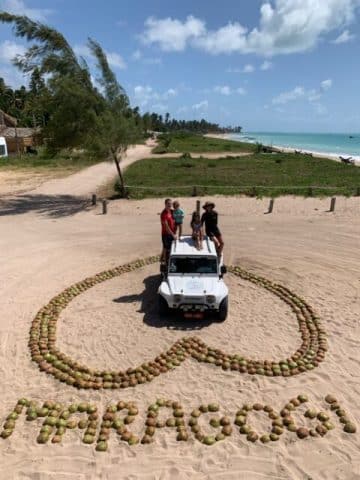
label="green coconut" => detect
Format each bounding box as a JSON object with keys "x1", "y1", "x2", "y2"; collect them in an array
[
  {"x1": 128, "y1": 435, "x2": 139, "y2": 445},
  {"x1": 209, "y1": 418, "x2": 220, "y2": 428},
  {"x1": 96, "y1": 441, "x2": 108, "y2": 452},
  {"x1": 208, "y1": 403, "x2": 219, "y2": 413},
  {"x1": 203, "y1": 435, "x2": 216, "y2": 446}
]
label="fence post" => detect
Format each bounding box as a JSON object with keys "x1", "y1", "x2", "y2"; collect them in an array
[
  {"x1": 196, "y1": 200, "x2": 200, "y2": 215},
  {"x1": 356, "y1": 187, "x2": 360, "y2": 196},
  {"x1": 192, "y1": 186, "x2": 197, "y2": 197},
  {"x1": 268, "y1": 198, "x2": 274, "y2": 213},
  {"x1": 330, "y1": 197, "x2": 336, "y2": 212},
  {"x1": 102, "y1": 199, "x2": 108, "y2": 214},
  {"x1": 308, "y1": 187, "x2": 313, "y2": 197},
  {"x1": 91, "y1": 194, "x2": 97, "y2": 205}
]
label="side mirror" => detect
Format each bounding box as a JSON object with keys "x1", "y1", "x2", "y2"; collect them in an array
[{"x1": 220, "y1": 265, "x2": 227, "y2": 275}]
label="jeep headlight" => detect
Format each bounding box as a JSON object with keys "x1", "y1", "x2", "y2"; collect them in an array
[
  {"x1": 206, "y1": 295, "x2": 216, "y2": 304},
  {"x1": 173, "y1": 294, "x2": 182, "y2": 302}
]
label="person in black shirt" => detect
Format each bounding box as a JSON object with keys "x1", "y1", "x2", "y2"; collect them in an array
[{"x1": 201, "y1": 201, "x2": 224, "y2": 256}]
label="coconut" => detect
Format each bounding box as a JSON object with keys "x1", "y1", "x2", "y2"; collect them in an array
[
  {"x1": 317, "y1": 412, "x2": 329, "y2": 422},
  {"x1": 246, "y1": 432, "x2": 258, "y2": 442},
  {"x1": 177, "y1": 431, "x2": 189, "y2": 441},
  {"x1": 222, "y1": 425, "x2": 232, "y2": 436},
  {"x1": 304, "y1": 409, "x2": 317, "y2": 419},
  {"x1": 145, "y1": 426, "x2": 156, "y2": 436},
  {"x1": 208, "y1": 403, "x2": 219, "y2": 413},
  {"x1": 209, "y1": 418, "x2": 220, "y2": 428},
  {"x1": 126, "y1": 435, "x2": 138, "y2": 445},
  {"x1": 141, "y1": 434, "x2": 153, "y2": 444},
  {"x1": 260, "y1": 434, "x2": 270, "y2": 443},
  {"x1": 239, "y1": 425, "x2": 251, "y2": 434},
  {"x1": 191, "y1": 409, "x2": 201, "y2": 418},
  {"x1": 269, "y1": 433, "x2": 279, "y2": 441},
  {"x1": 96, "y1": 441, "x2": 108, "y2": 451},
  {"x1": 344, "y1": 422, "x2": 356, "y2": 434},
  {"x1": 203, "y1": 436, "x2": 216, "y2": 446},
  {"x1": 166, "y1": 418, "x2": 176, "y2": 428},
  {"x1": 37, "y1": 432, "x2": 50, "y2": 444}
]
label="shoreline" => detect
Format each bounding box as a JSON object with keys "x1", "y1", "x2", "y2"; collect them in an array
[{"x1": 206, "y1": 133, "x2": 360, "y2": 165}]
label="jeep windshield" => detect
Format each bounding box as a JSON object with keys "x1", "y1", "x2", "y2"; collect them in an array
[{"x1": 169, "y1": 256, "x2": 218, "y2": 274}]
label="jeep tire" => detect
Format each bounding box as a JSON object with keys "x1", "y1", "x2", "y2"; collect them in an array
[
  {"x1": 158, "y1": 295, "x2": 169, "y2": 316},
  {"x1": 218, "y1": 296, "x2": 228, "y2": 322}
]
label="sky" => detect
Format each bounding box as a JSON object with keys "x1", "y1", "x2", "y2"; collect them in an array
[{"x1": 1, "y1": 0, "x2": 360, "y2": 132}]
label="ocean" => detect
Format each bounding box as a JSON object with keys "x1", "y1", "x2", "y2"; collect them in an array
[{"x1": 228, "y1": 132, "x2": 360, "y2": 159}]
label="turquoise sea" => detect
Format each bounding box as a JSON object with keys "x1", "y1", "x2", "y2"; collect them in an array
[{"x1": 228, "y1": 132, "x2": 360, "y2": 159}]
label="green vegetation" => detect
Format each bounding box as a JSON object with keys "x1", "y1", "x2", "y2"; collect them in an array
[
  {"x1": 119, "y1": 152, "x2": 360, "y2": 198},
  {"x1": 0, "y1": 149, "x2": 100, "y2": 171},
  {"x1": 152, "y1": 133, "x2": 255, "y2": 154}
]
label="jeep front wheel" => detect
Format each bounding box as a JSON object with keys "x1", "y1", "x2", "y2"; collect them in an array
[
  {"x1": 158, "y1": 295, "x2": 169, "y2": 316},
  {"x1": 217, "y1": 296, "x2": 228, "y2": 322}
]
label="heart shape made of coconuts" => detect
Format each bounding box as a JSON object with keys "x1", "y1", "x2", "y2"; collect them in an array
[{"x1": 29, "y1": 256, "x2": 327, "y2": 389}]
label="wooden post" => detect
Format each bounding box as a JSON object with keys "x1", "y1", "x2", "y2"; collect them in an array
[
  {"x1": 192, "y1": 186, "x2": 197, "y2": 197},
  {"x1": 308, "y1": 187, "x2": 313, "y2": 197},
  {"x1": 330, "y1": 197, "x2": 336, "y2": 212},
  {"x1": 196, "y1": 200, "x2": 200, "y2": 215},
  {"x1": 268, "y1": 198, "x2": 274, "y2": 213},
  {"x1": 91, "y1": 194, "x2": 97, "y2": 206},
  {"x1": 356, "y1": 187, "x2": 360, "y2": 196},
  {"x1": 102, "y1": 199, "x2": 108, "y2": 214}
]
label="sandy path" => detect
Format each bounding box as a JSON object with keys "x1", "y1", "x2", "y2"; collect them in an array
[{"x1": 0, "y1": 195, "x2": 359, "y2": 479}]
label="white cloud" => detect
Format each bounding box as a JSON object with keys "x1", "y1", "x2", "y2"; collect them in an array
[
  {"x1": 106, "y1": 52, "x2": 126, "y2": 69},
  {"x1": 74, "y1": 44, "x2": 126, "y2": 69},
  {"x1": 141, "y1": 15, "x2": 205, "y2": 51},
  {"x1": 194, "y1": 22, "x2": 248, "y2": 54},
  {"x1": 0, "y1": 40, "x2": 25, "y2": 63},
  {"x1": 151, "y1": 103, "x2": 168, "y2": 112},
  {"x1": 272, "y1": 86, "x2": 305, "y2": 104},
  {"x1": 243, "y1": 64, "x2": 254, "y2": 73},
  {"x1": 213, "y1": 85, "x2": 247, "y2": 95},
  {"x1": 214, "y1": 85, "x2": 231, "y2": 95},
  {"x1": 260, "y1": 60, "x2": 273, "y2": 70},
  {"x1": 177, "y1": 106, "x2": 188, "y2": 114},
  {"x1": 132, "y1": 49, "x2": 162, "y2": 65},
  {"x1": 133, "y1": 85, "x2": 177, "y2": 106},
  {"x1": 236, "y1": 87, "x2": 247, "y2": 95},
  {"x1": 331, "y1": 29, "x2": 356, "y2": 43},
  {"x1": 132, "y1": 49, "x2": 142, "y2": 60},
  {"x1": 272, "y1": 79, "x2": 333, "y2": 105},
  {"x1": 320, "y1": 79, "x2": 332, "y2": 91},
  {"x1": 0, "y1": 65, "x2": 26, "y2": 87},
  {"x1": 1, "y1": 0, "x2": 52, "y2": 22},
  {"x1": 163, "y1": 88, "x2": 177, "y2": 98},
  {"x1": 192, "y1": 100, "x2": 208, "y2": 110},
  {"x1": 141, "y1": 1, "x2": 360, "y2": 56}
]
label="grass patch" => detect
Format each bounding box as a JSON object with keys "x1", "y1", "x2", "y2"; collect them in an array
[
  {"x1": 152, "y1": 132, "x2": 255, "y2": 154},
  {"x1": 0, "y1": 149, "x2": 103, "y2": 173},
  {"x1": 119, "y1": 152, "x2": 360, "y2": 199}
]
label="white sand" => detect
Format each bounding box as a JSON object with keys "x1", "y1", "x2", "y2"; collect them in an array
[{"x1": 0, "y1": 193, "x2": 359, "y2": 479}]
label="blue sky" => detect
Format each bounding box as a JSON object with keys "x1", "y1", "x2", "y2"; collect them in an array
[{"x1": 1, "y1": 0, "x2": 360, "y2": 132}]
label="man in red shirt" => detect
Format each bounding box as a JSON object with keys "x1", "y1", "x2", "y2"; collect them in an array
[{"x1": 160, "y1": 198, "x2": 176, "y2": 263}]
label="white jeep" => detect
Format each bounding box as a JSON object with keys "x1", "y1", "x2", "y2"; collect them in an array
[{"x1": 158, "y1": 236, "x2": 228, "y2": 321}]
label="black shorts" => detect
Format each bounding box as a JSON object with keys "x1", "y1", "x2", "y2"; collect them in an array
[
  {"x1": 162, "y1": 234, "x2": 173, "y2": 250},
  {"x1": 206, "y1": 227, "x2": 221, "y2": 238}
]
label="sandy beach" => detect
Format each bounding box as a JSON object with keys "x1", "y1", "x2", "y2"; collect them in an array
[
  {"x1": 0, "y1": 185, "x2": 359, "y2": 479},
  {"x1": 206, "y1": 134, "x2": 360, "y2": 166}
]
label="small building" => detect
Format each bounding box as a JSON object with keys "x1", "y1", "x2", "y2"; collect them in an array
[{"x1": 0, "y1": 109, "x2": 37, "y2": 154}]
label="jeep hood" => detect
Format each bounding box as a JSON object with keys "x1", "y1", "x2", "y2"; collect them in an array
[{"x1": 167, "y1": 276, "x2": 220, "y2": 296}]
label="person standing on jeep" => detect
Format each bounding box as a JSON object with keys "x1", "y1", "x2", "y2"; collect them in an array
[
  {"x1": 201, "y1": 201, "x2": 224, "y2": 257},
  {"x1": 160, "y1": 198, "x2": 176, "y2": 264}
]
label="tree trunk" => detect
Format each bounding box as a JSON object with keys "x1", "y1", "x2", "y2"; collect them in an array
[{"x1": 111, "y1": 146, "x2": 126, "y2": 198}]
